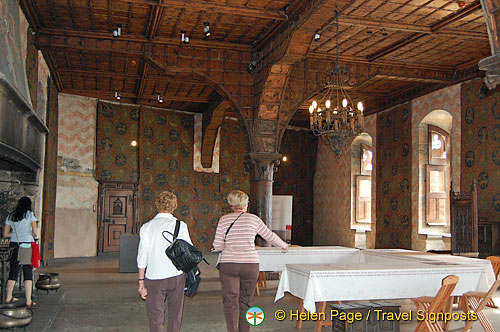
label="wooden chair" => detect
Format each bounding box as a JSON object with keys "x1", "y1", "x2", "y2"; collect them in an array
[
  {"x1": 461, "y1": 272, "x2": 500, "y2": 332},
  {"x1": 255, "y1": 271, "x2": 267, "y2": 296},
  {"x1": 411, "y1": 275, "x2": 459, "y2": 332},
  {"x1": 485, "y1": 256, "x2": 500, "y2": 308}
]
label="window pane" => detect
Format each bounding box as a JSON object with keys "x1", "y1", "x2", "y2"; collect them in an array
[
  {"x1": 430, "y1": 170, "x2": 445, "y2": 192},
  {"x1": 431, "y1": 131, "x2": 446, "y2": 159},
  {"x1": 359, "y1": 179, "x2": 371, "y2": 198},
  {"x1": 361, "y1": 148, "x2": 373, "y2": 172}
]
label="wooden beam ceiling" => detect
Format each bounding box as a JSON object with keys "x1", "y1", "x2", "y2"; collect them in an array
[
  {"x1": 122, "y1": 0, "x2": 288, "y2": 20},
  {"x1": 367, "y1": 0, "x2": 483, "y2": 61},
  {"x1": 36, "y1": 28, "x2": 252, "y2": 52},
  {"x1": 338, "y1": 16, "x2": 488, "y2": 40},
  {"x1": 62, "y1": 88, "x2": 212, "y2": 103}
]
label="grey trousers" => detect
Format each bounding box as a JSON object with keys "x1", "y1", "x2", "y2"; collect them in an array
[
  {"x1": 219, "y1": 263, "x2": 259, "y2": 332},
  {"x1": 145, "y1": 274, "x2": 185, "y2": 332}
]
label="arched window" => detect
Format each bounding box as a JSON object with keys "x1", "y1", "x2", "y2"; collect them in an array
[
  {"x1": 351, "y1": 134, "x2": 373, "y2": 231},
  {"x1": 356, "y1": 144, "x2": 373, "y2": 223},
  {"x1": 426, "y1": 125, "x2": 450, "y2": 225}
]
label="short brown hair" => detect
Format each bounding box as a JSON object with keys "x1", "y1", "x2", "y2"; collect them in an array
[
  {"x1": 227, "y1": 190, "x2": 249, "y2": 211},
  {"x1": 155, "y1": 191, "x2": 177, "y2": 213}
]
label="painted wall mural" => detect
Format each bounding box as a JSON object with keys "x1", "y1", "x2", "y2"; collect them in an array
[
  {"x1": 461, "y1": 78, "x2": 500, "y2": 222},
  {"x1": 274, "y1": 130, "x2": 317, "y2": 245},
  {"x1": 376, "y1": 103, "x2": 412, "y2": 249},
  {"x1": 96, "y1": 102, "x2": 140, "y2": 183},
  {"x1": 96, "y1": 102, "x2": 250, "y2": 250}
]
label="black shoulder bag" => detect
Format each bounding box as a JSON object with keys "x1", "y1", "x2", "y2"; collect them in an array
[
  {"x1": 162, "y1": 220, "x2": 207, "y2": 273},
  {"x1": 215, "y1": 212, "x2": 244, "y2": 270}
]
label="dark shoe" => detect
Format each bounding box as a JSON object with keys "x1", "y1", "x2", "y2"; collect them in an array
[{"x1": 27, "y1": 301, "x2": 37, "y2": 309}]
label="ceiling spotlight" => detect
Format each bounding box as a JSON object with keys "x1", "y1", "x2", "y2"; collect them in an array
[
  {"x1": 314, "y1": 33, "x2": 320, "y2": 42},
  {"x1": 457, "y1": 0, "x2": 466, "y2": 8},
  {"x1": 113, "y1": 24, "x2": 122, "y2": 38},
  {"x1": 131, "y1": 140, "x2": 137, "y2": 147},
  {"x1": 114, "y1": 90, "x2": 121, "y2": 100},
  {"x1": 247, "y1": 60, "x2": 257, "y2": 73},
  {"x1": 204, "y1": 22, "x2": 211, "y2": 37},
  {"x1": 181, "y1": 30, "x2": 190, "y2": 44},
  {"x1": 157, "y1": 94, "x2": 164, "y2": 103}
]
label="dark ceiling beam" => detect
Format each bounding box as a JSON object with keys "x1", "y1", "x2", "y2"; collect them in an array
[
  {"x1": 338, "y1": 15, "x2": 488, "y2": 39},
  {"x1": 136, "y1": 62, "x2": 150, "y2": 103},
  {"x1": 40, "y1": 50, "x2": 63, "y2": 91},
  {"x1": 60, "y1": 88, "x2": 211, "y2": 103},
  {"x1": 308, "y1": 53, "x2": 455, "y2": 73},
  {"x1": 123, "y1": 0, "x2": 287, "y2": 20},
  {"x1": 431, "y1": 0, "x2": 482, "y2": 31},
  {"x1": 56, "y1": 68, "x2": 205, "y2": 84},
  {"x1": 367, "y1": 0, "x2": 483, "y2": 61},
  {"x1": 36, "y1": 28, "x2": 252, "y2": 52},
  {"x1": 146, "y1": 4, "x2": 164, "y2": 40},
  {"x1": 19, "y1": 0, "x2": 43, "y2": 30}
]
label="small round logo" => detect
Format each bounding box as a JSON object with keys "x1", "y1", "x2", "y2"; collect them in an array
[{"x1": 245, "y1": 306, "x2": 265, "y2": 326}]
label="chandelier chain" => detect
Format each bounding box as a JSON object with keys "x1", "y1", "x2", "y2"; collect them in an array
[{"x1": 308, "y1": 9, "x2": 365, "y2": 158}]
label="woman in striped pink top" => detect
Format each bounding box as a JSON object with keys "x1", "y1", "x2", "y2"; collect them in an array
[{"x1": 212, "y1": 190, "x2": 288, "y2": 332}]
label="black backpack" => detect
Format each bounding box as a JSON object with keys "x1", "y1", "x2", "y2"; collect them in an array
[{"x1": 162, "y1": 220, "x2": 207, "y2": 273}]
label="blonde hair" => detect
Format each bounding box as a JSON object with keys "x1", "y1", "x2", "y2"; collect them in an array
[
  {"x1": 227, "y1": 190, "x2": 249, "y2": 211},
  {"x1": 155, "y1": 191, "x2": 177, "y2": 213}
]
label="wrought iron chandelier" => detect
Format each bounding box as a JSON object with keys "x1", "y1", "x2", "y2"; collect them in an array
[{"x1": 308, "y1": 10, "x2": 365, "y2": 158}]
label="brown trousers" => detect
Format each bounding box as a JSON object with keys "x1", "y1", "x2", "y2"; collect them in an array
[
  {"x1": 219, "y1": 263, "x2": 259, "y2": 332},
  {"x1": 145, "y1": 274, "x2": 185, "y2": 332}
]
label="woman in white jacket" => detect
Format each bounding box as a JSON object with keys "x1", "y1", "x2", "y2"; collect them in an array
[{"x1": 137, "y1": 191, "x2": 193, "y2": 332}]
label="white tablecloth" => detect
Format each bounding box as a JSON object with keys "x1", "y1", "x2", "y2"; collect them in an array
[
  {"x1": 256, "y1": 246, "x2": 360, "y2": 271},
  {"x1": 275, "y1": 250, "x2": 495, "y2": 313}
]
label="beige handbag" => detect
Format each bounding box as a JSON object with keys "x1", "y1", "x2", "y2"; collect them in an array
[{"x1": 12, "y1": 223, "x2": 32, "y2": 265}]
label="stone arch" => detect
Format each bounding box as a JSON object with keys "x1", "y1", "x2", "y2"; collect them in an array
[{"x1": 145, "y1": 58, "x2": 251, "y2": 164}]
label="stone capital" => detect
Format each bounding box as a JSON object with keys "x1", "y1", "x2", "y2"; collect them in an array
[{"x1": 244, "y1": 152, "x2": 281, "y2": 181}]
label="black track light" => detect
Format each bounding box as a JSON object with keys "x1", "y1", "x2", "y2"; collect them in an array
[
  {"x1": 247, "y1": 60, "x2": 257, "y2": 73},
  {"x1": 157, "y1": 94, "x2": 164, "y2": 103},
  {"x1": 114, "y1": 90, "x2": 121, "y2": 100}
]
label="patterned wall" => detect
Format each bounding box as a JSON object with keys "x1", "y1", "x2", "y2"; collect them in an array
[
  {"x1": 376, "y1": 103, "x2": 412, "y2": 249},
  {"x1": 96, "y1": 102, "x2": 250, "y2": 250},
  {"x1": 41, "y1": 78, "x2": 58, "y2": 261},
  {"x1": 96, "y1": 102, "x2": 139, "y2": 182},
  {"x1": 314, "y1": 139, "x2": 353, "y2": 247},
  {"x1": 461, "y1": 78, "x2": 500, "y2": 222},
  {"x1": 274, "y1": 130, "x2": 317, "y2": 245},
  {"x1": 219, "y1": 120, "x2": 250, "y2": 215}
]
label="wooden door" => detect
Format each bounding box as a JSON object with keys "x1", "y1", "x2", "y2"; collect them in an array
[{"x1": 98, "y1": 182, "x2": 138, "y2": 252}]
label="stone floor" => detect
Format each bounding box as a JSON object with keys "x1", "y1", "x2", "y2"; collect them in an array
[{"x1": 15, "y1": 252, "x2": 500, "y2": 332}]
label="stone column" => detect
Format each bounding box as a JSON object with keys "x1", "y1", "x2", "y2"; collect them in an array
[
  {"x1": 244, "y1": 152, "x2": 281, "y2": 246},
  {"x1": 479, "y1": 0, "x2": 500, "y2": 89}
]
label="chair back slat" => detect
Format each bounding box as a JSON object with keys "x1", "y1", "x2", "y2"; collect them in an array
[
  {"x1": 486, "y1": 256, "x2": 500, "y2": 276},
  {"x1": 427, "y1": 275, "x2": 459, "y2": 313}
]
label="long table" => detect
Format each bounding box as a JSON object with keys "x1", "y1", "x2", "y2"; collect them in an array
[
  {"x1": 274, "y1": 250, "x2": 495, "y2": 331},
  {"x1": 256, "y1": 246, "x2": 359, "y2": 271}
]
